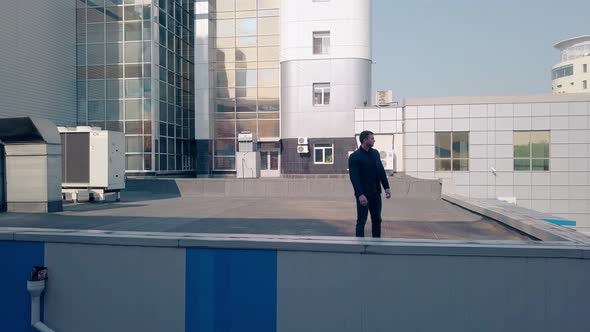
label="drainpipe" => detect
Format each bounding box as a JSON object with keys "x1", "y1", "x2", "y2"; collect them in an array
[{"x1": 27, "y1": 267, "x2": 56, "y2": 332}]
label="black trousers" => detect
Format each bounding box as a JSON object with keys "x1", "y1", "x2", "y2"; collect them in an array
[{"x1": 355, "y1": 193, "x2": 382, "y2": 238}]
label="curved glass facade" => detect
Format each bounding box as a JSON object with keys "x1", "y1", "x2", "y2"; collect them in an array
[{"x1": 76, "y1": 0, "x2": 195, "y2": 173}]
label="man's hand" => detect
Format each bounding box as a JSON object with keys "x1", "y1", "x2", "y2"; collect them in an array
[
  {"x1": 359, "y1": 195, "x2": 368, "y2": 206},
  {"x1": 385, "y1": 188, "x2": 391, "y2": 199}
]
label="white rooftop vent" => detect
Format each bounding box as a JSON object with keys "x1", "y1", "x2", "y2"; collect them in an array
[{"x1": 375, "y1": 90, "x2": 393, "y2": 106}]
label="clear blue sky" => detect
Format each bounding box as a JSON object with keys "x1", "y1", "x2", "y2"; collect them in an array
[{"x1": 372, "y1": 0, "x2": 590, "y2": 99}]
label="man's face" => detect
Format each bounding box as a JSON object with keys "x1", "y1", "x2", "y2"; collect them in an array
[{"x1": 365, "y1": 134, "x2": 375, "y2": 148}]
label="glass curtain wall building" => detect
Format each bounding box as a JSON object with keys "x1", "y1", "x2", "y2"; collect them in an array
[
  {"x1": 210, "y1": 0, "x2": 281, "y2": 171},
  {"x1": 76, "y1": 0, "x2": 195, "y2": 174}
]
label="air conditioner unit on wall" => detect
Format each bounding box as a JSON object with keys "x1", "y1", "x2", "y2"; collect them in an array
[
  {"x1": 297, "y1": 145, "x2": 309, "y2": 154},
  {"x1": 297, "y1": 137, "x2": 308, "y2": 145},
  {"x1": 375, "y1": 90, "x2": 393, "y2": 106}
]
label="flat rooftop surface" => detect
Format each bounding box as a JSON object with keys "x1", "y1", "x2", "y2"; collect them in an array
[{"x1": 0, "y1": 193, "x2": 533, "y2": 241}]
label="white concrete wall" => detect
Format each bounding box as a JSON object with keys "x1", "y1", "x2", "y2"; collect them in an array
[
  {"x1": 552, "y1": 57, "x2": 590, "y2": 94},
  {"x1": 402, "y1": 95, "x2": 590, "y2": 232},
  {"x1": 280, "y1": 0, "x2": 372, "y2": 139},
  {"x1": 0, "y1": 0, "x2": 77, "y2": 125}
]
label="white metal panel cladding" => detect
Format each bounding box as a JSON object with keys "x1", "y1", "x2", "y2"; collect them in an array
[
  {"x1": 400, "y1": 95, "x2": 590, "y2": 232},
  {"x1": 280, "y1": 0, "x2": 372, "y2": 140},
  {"x1": 281, "y1": 59, "x2": 371, "y2": 138},
  {"x1": 44, "y1": 243, "x2": 186, "y2": 332},
  {"x1": 280, "y1": 0, "x2": 372, "y2": 61},
  {"x1": 0, "y1": 0, "x2": 76, "y2": 125},
  {"x1": 277, "y1": 250, "x2": 590, "y2": 332}
]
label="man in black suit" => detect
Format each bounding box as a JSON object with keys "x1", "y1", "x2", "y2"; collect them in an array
[{"x1": 348, "y1": 131, "x2": 391, "y2": 238}]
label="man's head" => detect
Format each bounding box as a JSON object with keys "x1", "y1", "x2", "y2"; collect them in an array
[{"x1": 359, "y1": 130, "x2": 375, "y2": 148}]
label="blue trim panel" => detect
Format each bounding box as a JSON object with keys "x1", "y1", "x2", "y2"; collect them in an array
[
  {"x1": 0, "y1": 241, "x2": 44, "y2": 332},
  {"x1": 543, "y1": 218, "x2": 577, "y2": 227},
  {"x1": 186, "y1": 248, "x2": 277, "y2": 332}
]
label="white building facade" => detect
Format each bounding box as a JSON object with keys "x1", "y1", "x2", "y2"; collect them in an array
[
  {"x1": 356, "y1": 94, "x2": 590, "y2": 233},
  {"x1": 194, "y1": 0, "x2": 373, "y2": 176},
  {"x1": 552, "y1": 36, "x2": 590, "y2": 94},
  {"x1": 280, "y1": 0, "x2": 372, "y2": 175}
]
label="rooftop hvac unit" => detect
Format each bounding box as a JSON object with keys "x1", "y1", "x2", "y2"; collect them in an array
[
  {"x1": 297, "y1": 137, "x2": 308, "y2": 145},
  {"x1": 297, "y1": 145, "x2": 309, "y2": 154},
  {"x1": 375, "y1": 90, "x2": 394, "y2": 106},
  {"x1": 59, "y1": 127, "x2": 125, "y2": 196}
]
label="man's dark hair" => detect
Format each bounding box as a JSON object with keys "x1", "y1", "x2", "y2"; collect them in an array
[{"x1": 359, "y1": 130, "x2": 374, "y2": 145}]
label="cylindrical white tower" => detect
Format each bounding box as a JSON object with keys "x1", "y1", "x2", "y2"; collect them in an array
[
  {"x1": 280, "y1": 0, "x2": 372, "y2": 139},
  {"x1": 552, "y1": 36, "x2": 590, "y2": 94}
]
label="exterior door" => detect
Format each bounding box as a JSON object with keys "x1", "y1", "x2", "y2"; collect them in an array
[{"x1": 260, "y1": 149, "x2": 280, "y2": 177}]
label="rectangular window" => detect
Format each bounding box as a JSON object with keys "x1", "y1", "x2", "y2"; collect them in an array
[
  {"x1": 584, "y1": 64, "x2": 588, "y2": 73},
  {"x1": 584, "y1": 80, "x2": 588, "y2": 90},
  {"x1": 313, "y1": 83, "x2": 330, "y2": 106},
  {"x1": 435, "y1": 132, "x2": 469, "y2": 171},
  {"x1": 313, "y1": 143, "x2": 334, "y2": 164},
  {"x1": 514, "y1": 131, "x2": 550, "y2": 171},
  {"x1": 552, "y1": 64, "x2": 574, "y2": 80},
  {"x1": 313, "y1": 31, "x2": 330, "y2": 55}
]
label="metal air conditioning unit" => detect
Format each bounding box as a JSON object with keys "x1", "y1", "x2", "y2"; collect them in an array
[
  {"x1": 58, "y1": 127, "x2": 125, "y2": 201},
  {"x1": 297, "y1": 137, "x2": 308, "y2": 145},
  {"x1": 297, "y1": 145, "x2": 309, "y2": 154},
  {"x1": 375, "y1": 90, "x2": 394, "y2": 106}
]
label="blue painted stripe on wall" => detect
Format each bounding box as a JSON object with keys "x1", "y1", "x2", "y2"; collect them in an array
[
  {"x1": 543, "y1": 218, "x2": 577, "y2": 227},
  {"x1": 0, "y1": 241, "x2": 44, "y2": 332},
  {"x1": 186, "y1": 248, "x2": 277, "y2": 332}
]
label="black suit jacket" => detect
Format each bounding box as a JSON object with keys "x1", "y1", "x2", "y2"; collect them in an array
[{"x1": 348, "y1": 147, "x2": 390, "y2": 198}]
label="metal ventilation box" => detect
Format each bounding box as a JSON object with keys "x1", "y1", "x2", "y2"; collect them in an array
[
  {"x1": 59, "y1": 127, "x2": 125, "y2": 192},
  {"x1": 375, "y1": 90, "x2": 394, "y2": 106}
]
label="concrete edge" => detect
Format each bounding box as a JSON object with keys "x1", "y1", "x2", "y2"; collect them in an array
[
  {"x1": 1, "y1": 227, "x2": 590, "y2": 258},
  {"x1": 13, "y1": 232, "x2": 182, "y2": 248},
  {"x1": 0, "y1": 231, "x2": 15, "y2": 240},
  {"x1": 365, "y1": 243, "x2": 588, "y2": 259},
  {"x1": 441, "y1": 194, "x2": 576, "y2": 243}
]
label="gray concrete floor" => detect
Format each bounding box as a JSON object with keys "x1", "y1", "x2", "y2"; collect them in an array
[{"x1": 0, "y1": 192, "x2": 532, "y2": 241}]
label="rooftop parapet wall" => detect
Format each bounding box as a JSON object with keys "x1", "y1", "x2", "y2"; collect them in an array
[
  {"x1": 125, "y1": 176, "x2": 442, "y2": 199},
  {"x1": 1, "y1": 229, "x2": 590, "y2": 332}
]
